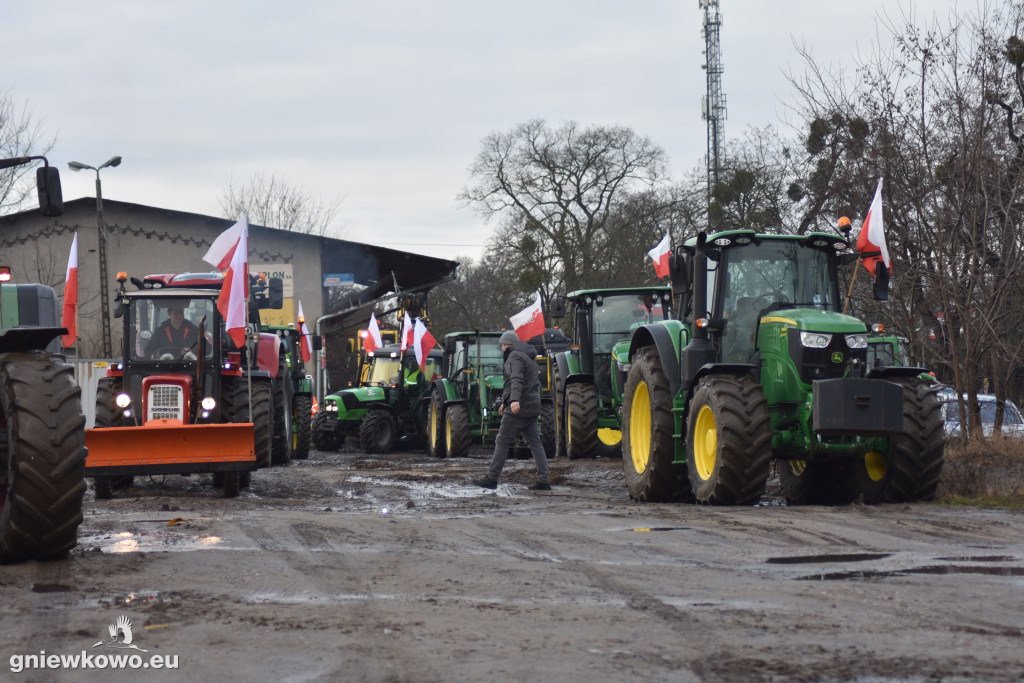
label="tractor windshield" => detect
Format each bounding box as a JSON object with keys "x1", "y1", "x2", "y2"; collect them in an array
[
  {"x1": 130, "y1": 297, "x2": 216, "y2": 362},
  {"x1": 717, "y1": 240, "x2": 838, "y2": 362},
  {"x1": 365, "y1": 357, "x2": 403, "y2": 386},
  {"x1": 592, "y1": 294, "x2": 669, "y2": 355}
]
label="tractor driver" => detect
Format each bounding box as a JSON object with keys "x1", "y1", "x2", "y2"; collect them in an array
[{"x1": 146, "y1": 306, "x2": 200, "y2": 359}]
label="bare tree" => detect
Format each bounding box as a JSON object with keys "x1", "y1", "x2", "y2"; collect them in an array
[
  {"x1": 0, "y1": 91, "x2": 55, "y2": 215},
  {"x1": 219, "y1": 172, "x2": 343, "y2": 236}
]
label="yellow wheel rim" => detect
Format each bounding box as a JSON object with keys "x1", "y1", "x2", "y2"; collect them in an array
[
  {"x1": 693, "y1": 405, "x2": 718, "y2": 481},
  {"x1": 598, "y1": 428, "x2": 622, "y2": 446},
  {"x1": 629, "y1": 382, "x2": 651, "y2": 474},
  {"x1": 445, "y1": 413, "x2": 453, "y2": 452},
  {"x1": 864, "y1": 450, "x2": 888, "y2": 482},
  {"x1": 789, "y1": 459, "x2": 807, "y2": 476},
  {"x1": 430, "y1": 401, "x2": 439, "y2": 448}
]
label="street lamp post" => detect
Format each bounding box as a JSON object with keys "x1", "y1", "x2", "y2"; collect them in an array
[{"x1": 68, "y1": 156, "x2": 121, "y2": 358}]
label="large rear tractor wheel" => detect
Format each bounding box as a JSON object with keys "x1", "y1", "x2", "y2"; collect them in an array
[
  {"x1": 270, "y1": 360, "x2": 293, "y2": 465},
  {"x1": 360, "y1": 410, "x2": 397, "y2": 454},
  {"x1": 292, "y1": 394, "x2": 312, "y2": 460},
  {"x1": 0, "y1": 351, "x2": 87, "y2": 563},
  {"x1": 223, "y1": 377, "x2": 272, "y2": 469},
  {"x1": 427, "y1": 387, "x2": 447, "y2": 458},
  {"x1": 552, "y1": 364, "x2": 567, "y2": 458},
  {"x1": 687, "y1": 374, "x2": 771, "y2": 505},
  {"x1": 621, "y1": 347, "x2": 692, "y2": 502},
  {"x1": 540, "y1": 402, "x2": 555, "y2": 459},
  {"x1": 566, "y1": 382, "x2": 598, "y2": 459},
  {"x1": 444, "y1": 404, "x2": 471, "y2": 458},
  {"x1": 312, "y1": 409, "x2": 344, "y2": 452},
  {"x1": 860, "y1": 378, "x2": 945, "y2": 503},
  {"x1": 91, "y1": 377, "x2": 132, "y2": 498},
  {"x1": 779, "y1": 458, "x2": 861, "y2": 506}
]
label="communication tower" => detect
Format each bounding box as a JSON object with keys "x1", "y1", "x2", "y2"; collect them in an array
[{"x1": 700, "y1": 0, "x2": 726, "y2": 201}]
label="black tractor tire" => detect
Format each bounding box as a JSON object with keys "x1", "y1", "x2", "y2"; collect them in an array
[
  {"x1": 552, "y1": 364, "x2": 567, "y2": 458},
  {"x1": 427, "y1": 387, "x2": 447, "y2": 458},
  {"x1": 223, "y1": 377, "x2": 273, "y2": 469},
  {"x1": 540, "y1": 401, "x2": 555, "y2": 459},
  {"x1": 360, "y1": 410, "x2": 397, "y2": 454},
  {"x1": 621, "y1": 346, "x2": 692, "y2": 502},
  {"x1": 444, "y1": 404, "x2": 471, "y2": 458},
  {"x1": 686, "y1": 374, "x2": 771, "y2": 506},
  {"x1": 270, "y1": 359, "x2": 293, "y2": 465},
  {"x1": 312, "y1": 408, "x2": 344, "y2": 452},
  {"x1": 221, "y1": 472, "x2": 240, "y2": 498},
  {"x1": 566, "y1": 382, "x2": 598, "y2": 459},
  {"x1": 91, "y1": 377, "x2": 132, "y2": 497},
  {"x1": 779, "y1": 458, "x2": 861, "y2": 506},
  {"x1": 0, "y1": 351, "x2": 87, "y2": 563},
  {"x1": 595, "y1": 429, "x2": 622, "y2": 459},
  {"x1": 860, "y1": 377, "x2": 946, "y2": 503},
  {"x1": 292, "y1": 394, "x2": 312, "y2": 460}
]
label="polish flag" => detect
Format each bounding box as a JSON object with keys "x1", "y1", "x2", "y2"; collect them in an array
[
  {"x1": 509, "y1": 292, "x2": 545, "y2": 342},
  {"x1": 856, "y1": 178, "x2": 890, "y2": 277},
  {"x1": 217, "y1": 223, "x2": 249, "y2": 348},
  {"x1": 413, "y1": 318, "x2": 437, "y2": 373},
  {"x1": 203, "y1": 216, "x2": 248, "y2": 270},
  {"x1": 297, "y1": 300, "x2": 312, "y2": 364},
  {"x1": 400, "y1": 311, "x2": 414, "y2": 352},
  {"x1": 648, "y1": 233, "x2": 671, "y2": 279},
  {"x1": 363, "y1": 313, "x2": 383, "y2": 353},
  {"x1": 61, "y1": 232, "x2": 78, "y2": 348}
]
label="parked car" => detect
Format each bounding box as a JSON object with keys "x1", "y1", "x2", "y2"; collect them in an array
[{"x1": 939, "y1": 388, "x2": 1024, "y2": 437}]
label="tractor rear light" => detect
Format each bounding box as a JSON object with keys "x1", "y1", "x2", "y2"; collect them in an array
[
  {"x1": 201, "y1": 397, "x2": 216, "y2": 411},
  {"x1": 115, "y1": 393, "x2": 131, "y2": 408},
  {"x1": 799, "y1": 332, "x2": 832, "y2": 348}
]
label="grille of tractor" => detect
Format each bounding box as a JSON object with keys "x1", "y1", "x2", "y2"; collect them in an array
[
  {"x1": 789, "y1": 334, "x2": 867, "y2": 385},
  {"x1": 148, "y1": 384, "x2": 184, "y2": 422}
]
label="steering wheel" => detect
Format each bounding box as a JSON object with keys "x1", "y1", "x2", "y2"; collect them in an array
[{"x1": 151, "y1": 346, "x2": 197, "y2": 361}]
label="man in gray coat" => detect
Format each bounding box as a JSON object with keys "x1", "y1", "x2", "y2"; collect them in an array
[{"x1": 473, "y1": 330, "x2": 551, "y2": 490}]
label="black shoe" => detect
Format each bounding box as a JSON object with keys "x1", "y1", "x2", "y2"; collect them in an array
[
  {"x1": 473, "y1": 476, "x2": 498, "y2": 490},
  {"x1": 528, "y1": 482, "x2": 552, "y2": 491}
]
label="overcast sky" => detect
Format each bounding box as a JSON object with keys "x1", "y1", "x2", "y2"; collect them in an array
[{"x1": 5, "y1": 0, "x2": 961, "y2": 262}]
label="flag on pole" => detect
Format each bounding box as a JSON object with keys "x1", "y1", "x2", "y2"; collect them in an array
[
  {"x1": 61, "y1": 232, "x2": 78, "y2": 348},
  {"x1": 509, "y1": 292, "x2": 545, "y2": 342},
  {"x1": 297, "y1": 300, "x2": 312, "y2": 364},
  {"x1": 217, "y1": 223, "x2": 249, "y2": 348},
  {"x1": 363, "y1": 312, "x2": 383, "y2": 353},
  {"x1": 400, "y1": 311, "x2": 414, "y2": 352},
  {"x1": 203, "y1": 216, "x2": 248, "y2": 270},
  {"x1": 855, "y1": 178, "x2": 890, "y2": 277},
  {"x1": 648, "y1": 233, "x2": 671, "y2": 279},
  {"x1": 413, "y1": 318, "x2": 437, "y2": 372}
]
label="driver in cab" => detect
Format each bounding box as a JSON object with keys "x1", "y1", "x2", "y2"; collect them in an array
[{"x1": 147, "y1": 306, "x2": 199, "y2": 359}]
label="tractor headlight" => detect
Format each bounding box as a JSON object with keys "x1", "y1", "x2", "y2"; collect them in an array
[
  {"x1": 201, "y1": 396, "x2": 217, "y2": 411},
  {"x1": 845, "y1": 333, "x2": 868, "y2": 349},
  {"x1": 115, "y1": 393, "x2": 132, "y2": 408},
  {"x1": 799, "y1": 332, "x2": 832, "y2": 349}
]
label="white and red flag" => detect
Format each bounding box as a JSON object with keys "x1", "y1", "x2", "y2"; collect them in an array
[
  {"x1": 413, "y1": 318, "x2": 437, "y2": 373},
  {"x1": 855, "y1": 178, "x2": 890, "y2": 277},
  {"x1": 648, "y1": 233, "x2": 671, "y2": 279},
  {"x1": 297, "y1": 300, "x2": 312, "y2": 364},
  {"x1": 216, "y1": 222, "x2": 249, "y2": 348},
  {"x1": 509, "y1": 292, "x2": 545, "y2": 342},
  {"x1": 400, "y1": 311, "x2": 414, "y2": 352},
  {"x1": 61, "y1": 232, "x2": 78, "y2": 348},
  {"x1": 363, "y1": 312, "x2": 383, "y2": 353},
  {"x1": 203, "y1": 216, "x2": 248, "y2": 270}
]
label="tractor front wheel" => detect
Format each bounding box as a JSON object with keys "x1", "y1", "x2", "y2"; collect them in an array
[
  {"x1": 779, "y1": 458, "x2": 861, "y2": 506},
  {"x1": 686, "y1": 374, "x2": 771, "y2": 505},
  {"x1": 566, "y1": 383, "x2": 598, "y2": 459},
  {"x1": 552, "y1": 364, "x2": 567, "y2": 458},
  {"x1": 427, "y1": 387, "x2": 447, "y2": 458},
  {"x1": 445, "y1": 404, "x2": 471, "y2": 458},
  {"x1": 92, "y1": 377, "x2": 132, "y2": 498},
  {"x1": 292, "y1": 394, "x2": 312, "y2": 460},
  {"x1": 360, "y1": 410, "x2": 397, "y2": 454},
  {"x1": 312, "y1": 409, "x2": 344, "y2": 452},
  {"x1": 621, "y1": 347, "x2": 691, "y2": 502}
]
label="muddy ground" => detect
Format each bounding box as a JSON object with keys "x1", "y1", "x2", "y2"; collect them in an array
[{"x1": 3, "y1": 444, "x2": 1024, "y2": 682}]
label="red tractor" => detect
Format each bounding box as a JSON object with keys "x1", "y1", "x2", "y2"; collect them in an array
[{"x1": 85, "y1": 271, "x2": 288, "y2": 498}]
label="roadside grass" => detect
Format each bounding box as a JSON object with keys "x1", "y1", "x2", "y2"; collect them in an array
[{"x1": 937, "y1": 437, "x2": 1024, "y2": 510}]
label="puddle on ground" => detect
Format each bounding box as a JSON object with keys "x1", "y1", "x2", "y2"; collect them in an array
[
  {"x1": 798, "y1": 565, "x2": 1024, "y2": 581},
  {"x1": 339, "y1": 475, "x2": 528, "y2": 502},
  {"x1": 32, "y1": 583, "x2": 75, "y2": 593},
  {"x1": 767, "y1": 553, "x2": 891, "y2": 565},
  {"x1": 81, "y1": 529, "x2": 228, "y2": 554},
  {"x1": 934, "y1": 555, "x2": 1016, "y2": 563},
  {"x1": 630, "y1": 527, "x2": 689, "y2": 533}
]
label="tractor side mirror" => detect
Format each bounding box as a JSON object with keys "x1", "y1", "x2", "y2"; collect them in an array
[
  {"x1": 37, "y1": 166, "x2": 63, "y2": 217},
  {"x1": 873, "y1": 267, "x2": 890, "y2": 301},
  {"x1": 549, "y1": 296, "x2": 566, "y2": 319},
  {"x1": 669, "y1": 247, "x2": 690, "y2": 293},
  {"x1": 312, "y1": 334, "x2": 322, "y2": 351}
]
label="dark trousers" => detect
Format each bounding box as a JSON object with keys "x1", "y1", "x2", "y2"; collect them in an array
[{"x1": 486, "y1": 412, "x2": 549, "y2": 483}]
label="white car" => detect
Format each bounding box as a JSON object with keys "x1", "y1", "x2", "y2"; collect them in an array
[{"x1": 939, "y1": 389, "x2": 1024, "y2": 437}]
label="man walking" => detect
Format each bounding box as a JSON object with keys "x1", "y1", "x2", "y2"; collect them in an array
[{"x1": 473, "y1": 330, "x2": 551, "y2": 490}]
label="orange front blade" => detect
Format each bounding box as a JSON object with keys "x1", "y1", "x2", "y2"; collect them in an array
[{"x1": 86, "y1": 423, "x2": 256, "y2": 469}]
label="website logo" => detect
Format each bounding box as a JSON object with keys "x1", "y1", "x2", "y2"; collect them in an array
[{"x1": 92, "y1": 615, "x2": 148, "y2": 653}]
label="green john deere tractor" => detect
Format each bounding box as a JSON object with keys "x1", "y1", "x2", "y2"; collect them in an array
[
  {"x1": 549, "y1": 287, "x2": 673, "y2": 459},
  {"x1": 621, "y1": 229, "x2": 945, "y2": 506},
  {"x1": 313, "y1": 343, "x2": 441, "y2": 453},
  {"x1": 262, "y1": 323, "x2": 320, "y2": 460}
]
